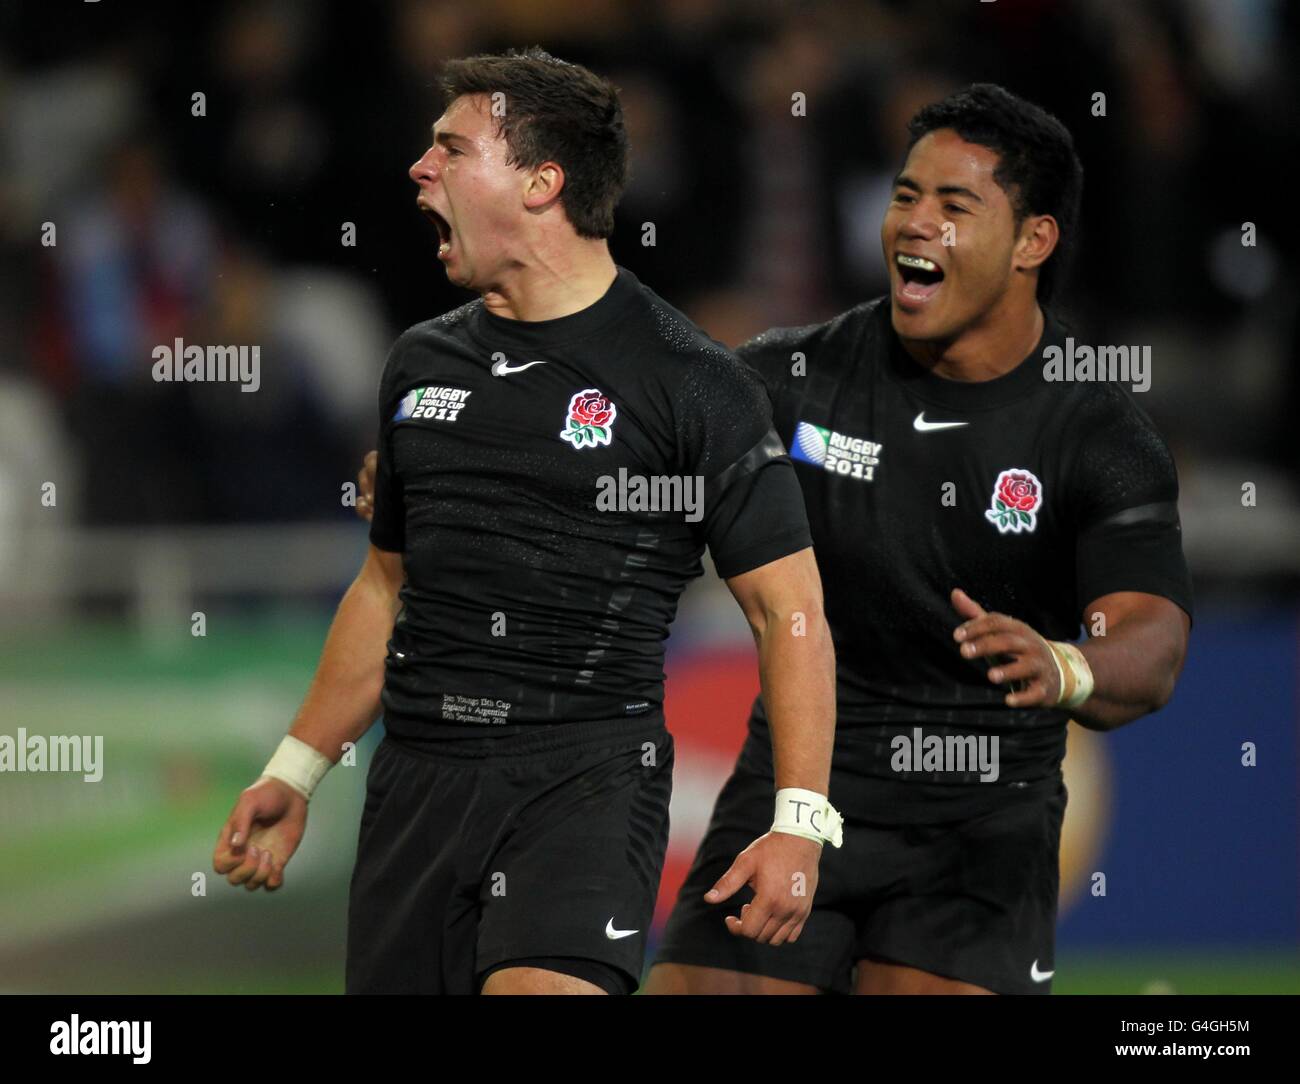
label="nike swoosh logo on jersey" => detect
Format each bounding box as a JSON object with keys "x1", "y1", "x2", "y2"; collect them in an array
[
  {"x1": 491, "y1": 358, "x2": 547, "y2": 376},
  {"x1": 605, "y1": 918, "x2": 639, "y2": 940},
  {"x1": 913, "y1": 412, "x2": 968, "y2": 431},
  {"x1": 1030, "y1": 960, "x2": 1055, "y2": 982}
]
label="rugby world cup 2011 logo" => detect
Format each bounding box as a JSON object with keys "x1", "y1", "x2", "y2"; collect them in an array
[
  {"x1": 985, "y1": 468, "x2": 1043, "y2": 534},
  {"x1": 791, "y1": 421, "x2": 830, "y2": 465},
  {"x1": 560, "y1": 389, "x2": 617, "y2": 449}
]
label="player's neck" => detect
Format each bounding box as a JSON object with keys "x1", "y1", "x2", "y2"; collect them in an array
[
  {"x1": 902, "y1": 295, "x2": 1045, "y2": 383},
  {"x1": 480, "y1": 239, "x2": 618, "y2": 323}
]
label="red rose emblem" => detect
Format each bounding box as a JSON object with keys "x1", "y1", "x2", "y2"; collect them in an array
[
  {"x1": 561, "y1": 388, "x2": 617, "y2": 448},
  {"x1": 986, "y1": 467, "x2": 1043, "y2": 534},
  {"x1": 571, "y1": 392, "x2": 613, "y2": 428},
  {"x1": 997, "y1": 472, "x2": 1040, "y2": 512}
]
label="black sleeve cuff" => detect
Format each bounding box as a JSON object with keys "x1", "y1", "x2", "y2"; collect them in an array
[
  {"x1": 368, "y1": 523, "x2": 404, "y2": 553},
  {"x1": 713, "y1": 527, "x2": 813, "y2": 581}
]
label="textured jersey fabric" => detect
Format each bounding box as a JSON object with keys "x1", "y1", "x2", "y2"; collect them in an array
[
  {"x1": 368, "y1": 267, "x2": 812, "y2": 736},
  {"x1": 738, "y1": 297, "x2": 1192, "y2": 783}
]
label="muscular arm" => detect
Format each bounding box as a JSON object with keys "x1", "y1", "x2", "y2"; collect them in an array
[
  {"x1": 213, "y1": 543, "x2": 403, "y2": 892},
  {"x1": 1071, "y1": 591, "x2": 1190, "y2": 731},
  {"x1": 289, "y1": 543, "x2": 404, "y2": 760},
  {"x1": 952, "y1": 587, "x2": 1189, "y2": 733},
  {"x1": 703, "y1": 546, "x2": 834, "y2": 945},
  {"x1": 726, "y1": 547, "x2": 835, "y2": 794}
]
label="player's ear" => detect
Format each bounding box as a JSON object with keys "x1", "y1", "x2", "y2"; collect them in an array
[
  {"x1": 523, "y1": 161, "x2": 565, "y2": 213},
  {"x1": 1014, "y1": 213, "x2": 1059, "y2": 273}
]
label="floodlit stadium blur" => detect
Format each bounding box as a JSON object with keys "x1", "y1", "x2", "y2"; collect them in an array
[{"x1": 1, "y1": 0, "x2": 1297, "y2": 993}]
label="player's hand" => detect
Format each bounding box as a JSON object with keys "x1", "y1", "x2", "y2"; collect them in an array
[
  {"x1": 355, "y1": 450, "x2": 378, "y2": 523},
  {"x1": 950, "y1": 587, "x2": 1061, "y2": 707},
  {"x1": 705, "y1": 831, "x2": 822, "y2": 946},
  {"x1": 213, "y1": 778, "x2": 308, "y2": 892}
]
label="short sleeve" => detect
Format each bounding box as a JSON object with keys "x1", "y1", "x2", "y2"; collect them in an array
[
  {"x1": 1069, "y1": 393, "x2": 1193, "y2": 620},
  {"x1": 368, "y1": 352, "x2": 407, "y2": 554},
  {"x1": 368, "y1": 435, "x2": 405, "y2": 552},
  {"x1": 680, "y1": 351, "x2": 812, "y2": 579}
]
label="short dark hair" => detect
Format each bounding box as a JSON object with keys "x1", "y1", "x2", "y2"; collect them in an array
[
  {"x1": 905, "y1": 83, "x2": 1083, "y2": 303},
  {"x1": 439, "y1": 47, "x2": 627, "y2": 240}
]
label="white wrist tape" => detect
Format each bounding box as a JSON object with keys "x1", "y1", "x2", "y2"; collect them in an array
[
  {"x1": 260, "y1": 735, "x2": 332, "y2": 801},
  {"x1": 771, "y1": 788, "x2": 843, "y2": 848},
  {"x1": 1046, "y1": 640, "x2": 1095, "y2": 709}
]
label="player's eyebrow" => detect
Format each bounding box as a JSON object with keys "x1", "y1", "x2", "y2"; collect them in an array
[
  {"x1": 936, "y1": 184, "x2": 985, "y2": 204},
  {"x1": 431, "y1": 126, "x2": 470, "y2": 147},
  {"x1": 891, "y1": 174, "x2": 985, "y2": 204}
]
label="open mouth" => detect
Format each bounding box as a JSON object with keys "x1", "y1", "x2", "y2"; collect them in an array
[
  {"x1": 895, "y1": 252, "x2": 945, "y2": 305},
  {"x1": 421, "y1": 203, "x2": 453, "y2": 257}
]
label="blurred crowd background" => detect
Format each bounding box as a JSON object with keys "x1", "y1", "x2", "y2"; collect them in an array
[
  {"x1": 0, "y1": 0, "x2": 1296, "y2": 994},
  {"x1": 3, "y1": 0, "x2": 1299, "y2": 565}
]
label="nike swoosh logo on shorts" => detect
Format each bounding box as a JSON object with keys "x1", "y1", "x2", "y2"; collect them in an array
[
  {"x1": 1030, "y1": 960, "x2": 1055, "y2": 982},
  {"x1": 913, "y1": 412, "x2": 968, "y2": 431},
  {"x1": 605, "y1": 918, "x2": 639, "y2": 940},
  {"x1": 491, "y1": 359, "x2": 547, "y2": 376}
]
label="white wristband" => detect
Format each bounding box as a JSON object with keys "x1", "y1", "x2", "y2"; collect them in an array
[
  {"x1": 771, "y1": 788, "x2": 843, "y2": 848},
  {"x1": 1047, "y1": 640, "x2": 1095, "y2": 709},
  {"x1": 260, "y1": 735, "x2": 332, "y2": 801}
]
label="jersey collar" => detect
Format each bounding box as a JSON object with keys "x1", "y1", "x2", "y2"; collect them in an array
[
  {"x1": 469, "y1": 266, "x2": 640, "y2": 351},
  {"x1": 881, "y1": 304, "x2": 1068, "y2": 411}
]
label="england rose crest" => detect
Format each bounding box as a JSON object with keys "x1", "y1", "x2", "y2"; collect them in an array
[
  {"x1": 985, "y1": 468, "x2": 1043, "y2": 534},
  {"x1": 560, "y1": 388, "x2": 616, "y2": 449}
]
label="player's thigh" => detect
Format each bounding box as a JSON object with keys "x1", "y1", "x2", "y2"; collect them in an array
[
  {"x1": 346, "y1": 739, "x2": 479, "y2": 993},
  {"x1": 644, "y1": 962, "x2": 819, "y2": 995},
  {"x1": 481, "y1": 967, "x2": 607, "y2": 995},
  {"x1": 476, "y1": 726, "x2": 673, "y2": 991},
  {"x1": 853, "y1": 779, "x2": 1066, "y2": 995},
  {"x1": 853, "y1": 956, "x2": 994, "y2": 995}
]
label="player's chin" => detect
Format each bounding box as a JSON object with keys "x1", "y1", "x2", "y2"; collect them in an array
[
  {"x1": 890, "y1": 274, "x2": 947, "y2": 333},
  {"x1": 442, "y1": 260, "x2": 473, "y2": 289},
  {"x1": 890, "y1": 297, "x2": 946, "y2": 339},
  {"x1": 894, "y1": 290, "x2": 980, "y2": 344}
]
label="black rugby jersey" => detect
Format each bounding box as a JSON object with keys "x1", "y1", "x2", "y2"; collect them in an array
[
  {"x1": 739, "y1": 297, "x2": 1193, "y2": 785},
  {"x1": 368, "y1": 267, "x2": 812, "y2": 736}
]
